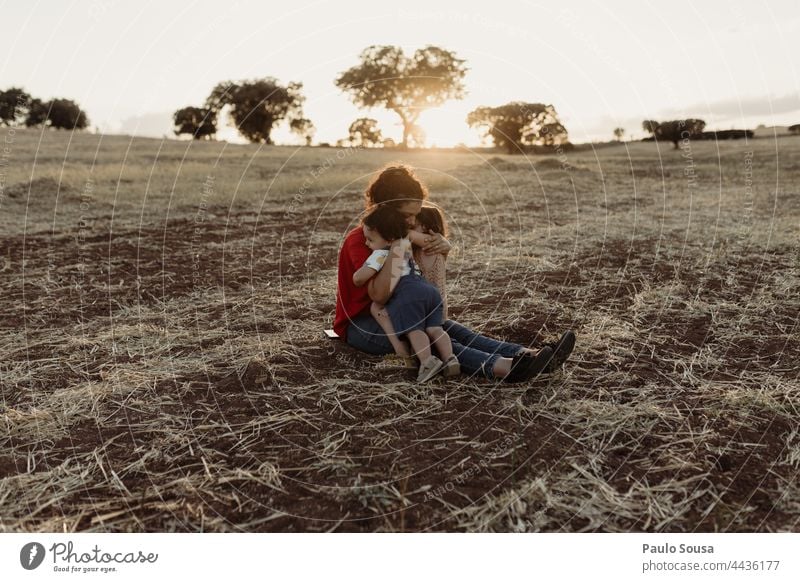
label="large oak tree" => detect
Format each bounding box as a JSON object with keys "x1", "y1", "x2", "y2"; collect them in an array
[{"x1": 335, "y1": 45, "x2": 467, "y2": 148}]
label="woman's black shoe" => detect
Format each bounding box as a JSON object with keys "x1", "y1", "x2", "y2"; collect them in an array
[
  {"x1": 540, "y1": 330, "x2": 576, "y2": 373},
  {"x1": 503, "y1": 346, "x2": 553, "y2": 383}
]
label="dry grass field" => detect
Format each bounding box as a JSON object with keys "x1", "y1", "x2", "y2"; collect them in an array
[{"x1": 1, "y1": 128, "x2": 798, "y2": 532}]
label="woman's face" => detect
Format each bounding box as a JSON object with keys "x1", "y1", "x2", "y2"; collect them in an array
[
  {"x1": 363, "y1": 225, "x2": 389, "y2": 251},
  {"x1": 394, "y1": 201, "x2": 423, "y2": 227}
]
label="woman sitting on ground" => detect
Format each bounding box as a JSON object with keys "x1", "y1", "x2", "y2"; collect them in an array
[{"x1": 333, "y1": 164, "x2": 575, "y2": 383}]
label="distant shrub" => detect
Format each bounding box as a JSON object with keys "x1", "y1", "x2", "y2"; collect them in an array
[
  {"x1": 642, "y1": 128, "x2": 753, "y2": 143},
  {"x1": 694, "y1": 129, "x2": 753, "y2": 141}
]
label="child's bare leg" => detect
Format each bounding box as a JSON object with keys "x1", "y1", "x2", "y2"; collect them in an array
[
  {"x1": 370, "y1": 302, "x2": 410, "y2": 356},
  {"x1": 426, "y1": 326, "x2": 453, "y2": 360},
  {"x1": 406, "y1": 330, "x2": 432, "y2": 362}
]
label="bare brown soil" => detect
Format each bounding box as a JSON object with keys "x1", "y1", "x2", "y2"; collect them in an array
[{"x1": 1, "y1": 131, "x2": 798, "y2": 531}]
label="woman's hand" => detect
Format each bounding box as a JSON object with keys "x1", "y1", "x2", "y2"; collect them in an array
[{"x1": 422, "y1": 232, "x2": 451, "y2": 255}]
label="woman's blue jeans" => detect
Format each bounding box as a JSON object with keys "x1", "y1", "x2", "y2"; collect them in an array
[{"x1": 345, "y1": 313, "x2": 525, "y2": 380}]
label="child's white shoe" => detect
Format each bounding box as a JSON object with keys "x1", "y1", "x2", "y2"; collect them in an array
[
  {"x1": 441, "y1": 355, "x2": 460, "y2": 378},
  {"x1": 417, "y1": 356, "x2": 444, "y2": 383}
]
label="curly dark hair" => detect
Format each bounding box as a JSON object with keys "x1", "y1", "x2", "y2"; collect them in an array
[
  {"x1": 415, "y1": 205, "x2": 448, "y2": 238},
  {"x1": 362, "y1": 204, "x2": 409, "y2": 242},
  {"x1": 364, "y1": 164, "x2": 429, "y2": 209}
]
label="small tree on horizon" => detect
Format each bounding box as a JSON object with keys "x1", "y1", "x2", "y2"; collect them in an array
[
  {"x1": 173, "y1": 106, "x2": 217, "y2": 140},
  {"x1": 290, "y1": 117, "x2": 315, "y2": 146},
  {"x1": 642, "y1": 120, "x2": 660, "y2": 135},
  {"x1": 0, "y1": 87, "x2": 31, "y2": 126},
  {"x1": 613, "y1": 127, "x2": 625, "y2": 142},
  {"x1": 642, "y1": 119, "x2": 706, "y2": 148},
  {"x1": 24, "y1": 98, "x2": 89, "y2": 130},
  {"x1": 335, "y1": 45, "x2": 467, "y2": 148},
  {"x1": 25, "y1": 98, "x2": 49, "y2": 127},
  {"x1": 48, "y1": 99, "x2": 89, "y2": 130},
  {"x1": 467, "y1": 102, "x2": 568, "y2": 153},
  {"x1": 347, "y1": 118, "x2": 382, "y2": 147},
  {"x1": 205, "y1": 78, "x2": 306, "y2": 144}
]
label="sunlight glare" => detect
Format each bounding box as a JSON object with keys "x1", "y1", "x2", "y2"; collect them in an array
[{"x1": 416, "y1": 106, "x2": 478, "y2": 148}]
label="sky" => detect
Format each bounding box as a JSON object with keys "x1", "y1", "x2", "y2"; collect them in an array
[{"x1": 2, "y1": 0, "x2": 799, "y2": 146}]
